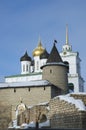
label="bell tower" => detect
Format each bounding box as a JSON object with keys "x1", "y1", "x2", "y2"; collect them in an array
[
  {"x1": 62, "y1": 24, "x2": 72, "y2": 54},
  {"x1": 60, "y1": 25, "x2": 84, "y2": 92}
]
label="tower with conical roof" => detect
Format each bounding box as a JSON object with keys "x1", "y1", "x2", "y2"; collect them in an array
[
  {"x1": 42, "y1": 42, "x2": 68, "y2": 94},
  {"x1": 60, "y1": 25, "x2": 84, "y2": 92}
]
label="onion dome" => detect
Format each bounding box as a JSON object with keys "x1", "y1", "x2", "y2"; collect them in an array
[
  {"x1": 32, "y1": 40, "x2": 45, "y2": 57},
  {"x1": 40, "y1": 49, "x2": 49, "y2": 59},
  {"x1": 20, "y1": 51, "x2": 31, "y2": 61}
]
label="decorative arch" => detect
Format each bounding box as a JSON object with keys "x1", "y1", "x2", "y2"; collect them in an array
[{"x1": 40, "y1": 114, "x2": 47, "y2": 123}]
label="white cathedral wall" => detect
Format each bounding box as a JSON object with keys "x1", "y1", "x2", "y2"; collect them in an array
[
  {"x1": 68, "y1": 74, "x2": 79, "y2": 92},
  {"x1": 5, "y1": 74, "x2": 42, "y2": 83},
  {"x1": 60, "y1": 52, "x2": 84, "y2": 92},
  {"x1": 21, "y1": 61, "x2": 31, "y2": 74},
  {"x1": 60, "y1": 52, "x2": 77, "y2": 75},
  {"x1": 40, "y1": 59, "x2": 47, "y2": 71},
  {"x1": 34, "y1": 56, "x2": 41, "y2": 72}
]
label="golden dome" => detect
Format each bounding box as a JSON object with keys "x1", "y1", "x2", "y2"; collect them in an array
[{"x1": 33, "y1": 40, "x2": 45, "y2": 57}]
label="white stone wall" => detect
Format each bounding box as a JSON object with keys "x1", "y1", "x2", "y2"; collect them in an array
[{"x1": 5, "y1": 74, "x2": 42, "y2": 83}]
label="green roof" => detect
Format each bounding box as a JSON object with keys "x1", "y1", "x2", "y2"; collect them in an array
[{"x1": 5, "y1": 72, "x2": 42, "y2": 78}]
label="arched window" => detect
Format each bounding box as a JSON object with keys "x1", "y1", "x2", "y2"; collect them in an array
[
  {"x1": 64, "y1": 61, "x2": 69, "y2": 73},
  {"x1": 68, "y1": 83, "x2": 74, "y2": 92},
  {"x1": 23, "y1": 65, "x2": 25, "y2": 72},
  {"x1": 50, "y1": 69, "x2": 52, "y2": 74},
  {"x1": 26, "y1": 64, "x2": 28, "y2": 71}
]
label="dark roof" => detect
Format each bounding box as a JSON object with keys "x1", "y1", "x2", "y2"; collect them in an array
[
  {"x1": 40, "y1": 49, "x2": 49, "y2": 59},
  {"x1": 47, "y1": 43, "x2": 63, "y2": 63},
  {"x1": 20, "y1": 51, "x2": 31, "y2": 61}
]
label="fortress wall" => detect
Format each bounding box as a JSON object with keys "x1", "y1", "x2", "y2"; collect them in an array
[
  {"x1": 0, "y1": 104, "x2": 12, "y2": 130},
  {"x1": 0, "y1": 86, "x2": 51, "y2": 120},
  {"x1": 49, "y1": 96, "x2": 86, "y2": 129},
  {"x1": 42, "y1": 65, "x2": 68, "y2": 93}
]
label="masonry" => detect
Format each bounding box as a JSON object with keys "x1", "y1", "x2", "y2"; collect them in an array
[
  {"x1": 0, "y1": 102, "x2": 12, "y2": 130},
  {"x1": 49, "y1": 95, "x2": 86, "y2": 129},
  {"x1": 17, "y1": 93, "x2": 86, "y2": 129}
]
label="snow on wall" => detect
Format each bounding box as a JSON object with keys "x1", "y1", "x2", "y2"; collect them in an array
[{"x1": 54, "y1": 94, "x2": 86, "y2": 111}]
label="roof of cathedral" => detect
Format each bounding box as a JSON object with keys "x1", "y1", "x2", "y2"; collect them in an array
[
  {"x1": 20, "y1": 51, "x2": 31, "y2": 61},
  {"x1": 40, "y1": 49, "x2": 49, "y2": 59},
  {"x1": 32, "y1": 40, "x2": 45, "y2": 57},
  {"x1": 47, "y1": 43, "x2": 63, "y2": 63}
]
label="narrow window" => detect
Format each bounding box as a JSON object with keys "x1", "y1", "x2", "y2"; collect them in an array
[
  {"x1": 14, "y1": 88, "x2": 16, "y2": 93},
  {"x1": 44, "y1": 86, "x2": 46, "y2": 90},
  {"x1": 50, "y1": 69, "x2": 52, "y2": 73},
  {"x1": 28, "y1": 87, "x2": 30, "y2": 91},
  {"x1": 37, "y1": 61, "x2": 39, "y2": 70},
  {"x1": 23, "y1": 65, "x2": 25, "y2": 72},
  {"x1": 26, "y1": 64, "x2": 28, "y2": 71}
]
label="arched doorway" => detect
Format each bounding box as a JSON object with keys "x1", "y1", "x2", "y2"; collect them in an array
[{"x1": 40, "y1": 114, "x2": 47, "y2": 123}]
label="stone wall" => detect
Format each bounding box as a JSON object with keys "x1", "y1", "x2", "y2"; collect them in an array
[
  {"x1": 70, "y1": 93, "x2": 86, "y2": 105},
  {"x1": 15, "y1": 93, "x2": 86, "y2": 129},
  {"x1": 49, "y1": 95, "x2": 86, "y2": 129},
  {"x1": 0, "y1": 103, "x2": 12, "y2": 130},
  {"x1": 0, "y1": 86, "x2": 51, "y2": 120}
]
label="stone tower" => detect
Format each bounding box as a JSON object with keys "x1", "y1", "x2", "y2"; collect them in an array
[{"x1": 42, "y1": 42, "x2": 68, "y2": 94}]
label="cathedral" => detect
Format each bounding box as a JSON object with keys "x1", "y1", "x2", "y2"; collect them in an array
[
  {"x1": 5, "y1": 25, "x2": 84, "y2": 92},
  {"x1": 0, "y1": 25, "x2": 84, "y2": 125}
]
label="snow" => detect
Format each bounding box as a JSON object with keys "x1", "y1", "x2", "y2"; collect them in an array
[
  {"x1": 10, "y1": 119, "x2": 50, "y2": 129},
  {"x1": 46, "y1": 106, "x2": 50, "y2": 111},
  {"x1": 0, "y1": 80, "x2": 52, "y2": 88},
  {"x1": 39, "y1": 120, "x2": 50, "y2": 128},
  {"x1": 38, "y1": 102, "x2": 48, "y2": 106},
  {"x1": 21, "y1": 122, "x2": 35, "y2": 129},
  {"x1": 20, "y1": 120, "x2": 50, "y2": 129},
  {"x1": 71, "y1": 92, "x2": 86, "y2": 95},
  {"x1": 54, "y1": 94, "x2": 86, "y2": 111},
  {"x1": 28, "y1": 102, "x2": 48, "y2": 109}
]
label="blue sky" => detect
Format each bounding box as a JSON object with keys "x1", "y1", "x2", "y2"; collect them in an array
[{"x1": 0, "y1": 0, "x2": 86, "y2": 88}]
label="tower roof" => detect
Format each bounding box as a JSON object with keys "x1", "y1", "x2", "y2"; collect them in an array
[
  {"x1": 40, "y1": 49, "x2": 49, "y2": 59},
  {"x1": 62, "y1": 25, "x2": 72, "y2": 53},
  {"x1": 20, "y1": 51, "x2": 31, "y2": 61},
  {"x1": 47, "y1": 43, "x2": 63, "y2": 63},
  {"x1": 32, "y1": 39, "x2": 45, "y2": 57},
  {"x1": 66, "y1": 24, "x2": 69, "y2": 45}
]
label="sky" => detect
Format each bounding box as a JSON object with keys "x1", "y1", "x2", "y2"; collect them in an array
[{"x1": 0, "y1": 0, "x2": 86, "y2": 88}]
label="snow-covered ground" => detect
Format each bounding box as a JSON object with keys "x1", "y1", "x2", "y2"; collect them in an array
[{"x1": 8, "y1": 120, "x2": 50, "y2": 129}]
